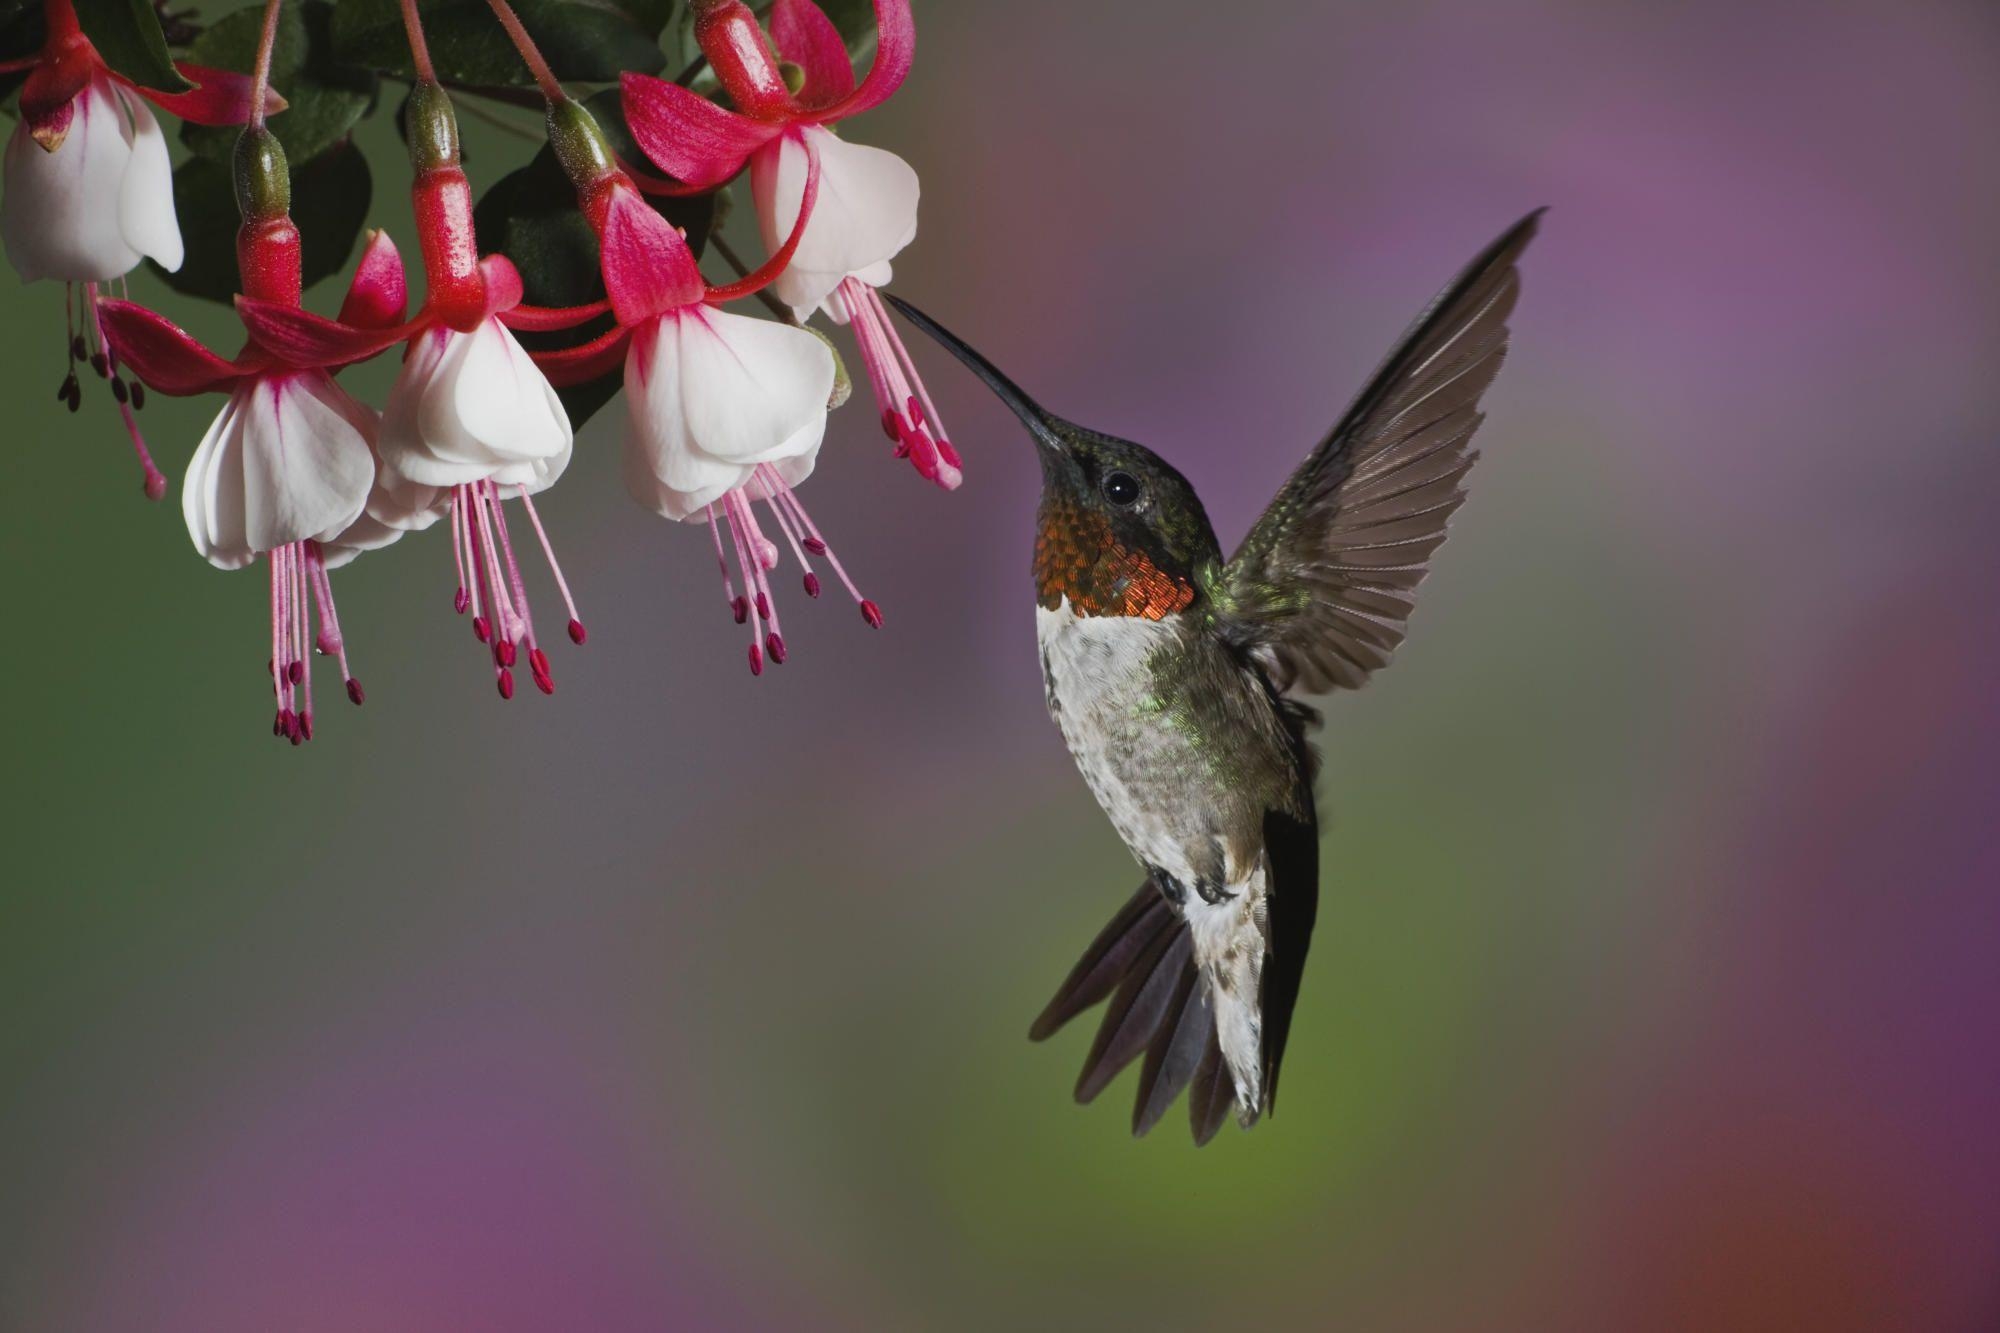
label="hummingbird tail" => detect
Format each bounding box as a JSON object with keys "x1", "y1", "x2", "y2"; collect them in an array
[{"x1": 1028, "y1": 880, "x2": 1244, "y2": 1146}]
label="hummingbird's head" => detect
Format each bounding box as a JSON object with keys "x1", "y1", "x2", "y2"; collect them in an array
[{"x1": 887, "y1": 297, "x2": 1222, "y2": 620}]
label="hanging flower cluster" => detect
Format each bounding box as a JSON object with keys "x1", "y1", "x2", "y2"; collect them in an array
[{"x1": 2, "y1": 0, "x2": 939, "y2": 740}]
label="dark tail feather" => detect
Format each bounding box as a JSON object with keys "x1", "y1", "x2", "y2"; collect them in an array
[
  {"x1": 1074, "y1": 927, "x2": 1190, "y2": 1103},
  {"x1": 1189, "y1": 1037, "x2": 1239, "y2": 1146},
  {"x1": 1132, "y1": 967, "x2": 1212, "y2": 1137},
  {"x1": 1031, "y1": 880, "x2": 1243, "y2": 1144},
  {"x1": 1028, "y1": 883, "x2": 1173, "y2": 1041}
]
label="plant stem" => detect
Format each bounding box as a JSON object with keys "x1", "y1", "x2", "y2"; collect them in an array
[
  {"x1": 248, "y1": 0, "x2": 285, "y2": 130},
  {"x1": 481, "y1": 0, "x2": 565, "y2": 105},
  {"x1": 398, "y1": 0, "x2": 436, "y2": 83},
  {"x1": 709, "y1": 233, "x2": 797, "y2": 324}
]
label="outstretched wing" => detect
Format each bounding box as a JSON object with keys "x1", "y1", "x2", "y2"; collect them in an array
[{"x1": 1217, "y1": 210, "x2": 1543, "y2": 694}]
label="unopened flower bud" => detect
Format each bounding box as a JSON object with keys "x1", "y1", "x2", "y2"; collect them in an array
[
  {"x1": 232, "y1": 126, "x2": 290, "y2": 224},
  {"x1": 403, "y1": 80, "x2": 462, "y2": 174},
  {"x1": 546, "y1": 98, "x2": 617, "y2": 191}
]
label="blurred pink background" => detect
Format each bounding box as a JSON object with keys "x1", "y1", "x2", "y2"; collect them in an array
[{"x1": 3, "y1": 1, "x2": 1997, "y2": 1329}]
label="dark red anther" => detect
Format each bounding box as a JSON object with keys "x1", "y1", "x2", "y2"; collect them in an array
[
  {"x1": 567, "y1": 618, "x2": 586, "y2": 645},
  {"x1": 731, "y1": 595, "x2": 749, "y2": 625},
  {"x1": 70, "y1": 335, "x2": 87, "y2": 362},
  {"x1": 748, "y1": 642, "x2": 764, "y2": 676},
  {"x1": 496, "y1": 638, "x2": 518, "y2": 668},
  {"x1": 803, "y1": 536, "x2": 827, "y2": 556},
  {"x1": 299, "y1": 711, "x2": 314, "y2": 742},
  {"x1": 287, "y1": 660, "x2": 304, "y2": 685},
  {"x1": 880, "y1": 407, "x2": 902, "y2": 441},
  {"x1": 755, "y1": 592, "x2": 770, "y2": 620},
  {"x1": 907, "y1": 395, "x2": 925, "y2": 428},
  {"x1": 497, "y1": 668, "x2": 515, "y2": 700},
  {"x1": 130, "y1": 381, "x2": 145, "y2": 410},
  {"x1": 766, "y1": 632, "x2": 786, "y2": 665},
  {"x1": 802, "y1": 571, "x2": 821, "y2": 599},
  {"x1": 285, "y1": 711, "x2": 303, "y2": 743},
  {"x1": 473, "y1": 615, "x2": 492, "y2": 643},
  {"x1": 272, "y1": 708, "x2": 287, "y2": 736},
  {"x1": 936, "y1": 437, "x2": 962, "y2": 468},
  {"x1": 453, "y1": 587, "x2": 470, "y2": 615},
  {"x1": 530, "y1": 648, "x2": 553, "y2": 694},
  {"x1": 53, "y1": 379, "x2": 68, "y2": 402},
  {"x1": 64, "y1": 383, "x2": 80, "y2": 413},
  {"x1": 143, "y1": 473, "x2": 166, "y2": 501},
  {"x1": 89, "y1": 352, "x2": 108, "y2": 378},
  {"x1": 346, "y1": 678, "x2": 366, "y2": 706},
  {"x1": 860, "y1": 599, "x2": 884, "y2": 628},
  {"x1": 110, "y1": 376, "x2": 128, "y2": 403}
]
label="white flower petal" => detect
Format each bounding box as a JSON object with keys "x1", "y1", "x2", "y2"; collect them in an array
[
  {"x1": 238, "y1": 372, "x2": 377, "y2": 552},
  {"x1": 1, "y1": 75, "x2": 142, "y2": 283},
  {"x1": 446, "y1": 318, "x2": 572, "y2": 463},
  {"x1": 182, "y1": 389, "x2": 254, "y2": 569},
  {"x1": 754, "y1": 126, "x2": 919, "y2": 319},
  {"x1": 620, "y1": 321, "x2": 745, "y2": 520},
  {"x1": 114, "y1": 87, "x2": 181, "y2": 272},
  {"x1": 675, "y1": 307, "x2": 832, "y2": 465}
]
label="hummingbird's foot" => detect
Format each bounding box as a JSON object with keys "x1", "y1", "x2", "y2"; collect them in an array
[{"x1": 1192, "y1": 877, "x2": 1236, "y2": 906}]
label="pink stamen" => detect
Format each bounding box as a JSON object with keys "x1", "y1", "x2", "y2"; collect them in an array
[
  {"x1": 720, "y1": 492, "x2": 765, "y2": 676},
  {"x1": 260, "y1": 540, "x2": 359, "y2": 742},
  {"x1": 760, "y1": 480, "x2": 822, "y2": 598},
  {"x1": 84, "y1": 282, "x2": 167, "y2": 501},
  {"x1": 516, "y1": 486, "x2": 584, "y2": 645},
  {"x1": 450, "y1": 492, "x2": 472, "y2": 614},
  {"x1": 706, "y1": 504, "x2": 749, "y2": 624},
  {"x1": 443, "y1": 481, "x2": 580, "y2": 698},
  {"x1": 838, "y1": 278, "x2": 962, "y2": 491},
  {"x1": 485, "y1": 480, "x2": 540, "y2": 654},
  {"x1": 731, "y1": 490, "x2": 786, "y2": 666},
  {"x1": 760, "y1": 464, "x2": 875, "y2": 617}
]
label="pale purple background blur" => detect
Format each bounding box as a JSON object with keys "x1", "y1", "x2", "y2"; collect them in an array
[{"x1": 3, "y1": 1, "x2": 1997, "y2": 1329}]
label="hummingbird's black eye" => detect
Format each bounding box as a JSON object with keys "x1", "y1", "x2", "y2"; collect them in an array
[{"x1": 1102, "y1": 471, "x2": 1141, "y2": 507}]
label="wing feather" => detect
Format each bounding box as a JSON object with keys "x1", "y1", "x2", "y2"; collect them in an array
[{"x1": 1219, "y1": 210, "x2": 1543, "y2": 694}]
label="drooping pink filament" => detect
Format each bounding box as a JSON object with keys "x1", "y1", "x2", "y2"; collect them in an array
[
  {"x1": 75, "y1": 281, "x2": 167, "y2": 500},
  {"x1": 267, "y1": 540, "x2": 362, "y2": 743},
  {"x1": 446, "y1": 479, "x2": 582, "y2": 698},
  {"x1": 836, "y1": 276, "x2": 961, "y2": 491},
  {"x1": 702, "y1": 464, "x2": 882, "y2": 675}
]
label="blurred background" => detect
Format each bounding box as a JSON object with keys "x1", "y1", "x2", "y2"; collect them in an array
[{"x1": 5, "y1": 0, "x2": 1999, "y2": 1329}]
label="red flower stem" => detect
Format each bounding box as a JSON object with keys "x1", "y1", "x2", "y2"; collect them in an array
[
  {"x1": 248, "y1": 0, "x2": 285, "y2": 131},
  {"x1": 480, "y1": 0, "x2": 564, "y2": 105},
  {"x1": 41, "y1": 0, "x2": 80, "y2": 44},
  {"x1": 399, "y1": 0, "x2": 437, "y2": 83}
]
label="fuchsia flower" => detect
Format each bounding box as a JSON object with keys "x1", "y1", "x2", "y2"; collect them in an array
[
  {"x1": 620, "y1": 0, "x2": 961, "y2": 490},
  {"x1": 97, "y1": 140, "x2": 394, "y2": 742},
  {"x1": 0, "y1": 0, "x2": 273, "y2": 499},
  {"x1": 515, "y1": 99, "x2": 879, "y2": 675},
  {"x1": 224, "y1": 87, "x2": 586, "y2": 700}
]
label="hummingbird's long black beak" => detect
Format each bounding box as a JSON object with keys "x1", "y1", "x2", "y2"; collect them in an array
[{"x1": 883, "y1": 295, "x2": 1068, "y2": 455}]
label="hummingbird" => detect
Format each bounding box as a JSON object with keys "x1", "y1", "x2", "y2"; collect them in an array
[{"x1": 887, "y1": 209, "x2": 1541, "y2": 1144}]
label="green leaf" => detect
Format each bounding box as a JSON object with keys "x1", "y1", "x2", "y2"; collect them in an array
[
  {"x1": 474, "y1": 91, "x2": 713, "y2": 427},
  {"x1": 331, "y1": 0, "x2": 671, "y2": 86},
  {"x1": 156, "y1": 141, "x2": 373, "y2": 305},
  {"x1": 0, "y1": 2, "x2": 43, "y2": 106},
  {"x1": 180, "y1": 1, "x2": 377, "y2": 169},
  {"x1": 72, "y1": 0, "x2": 193, "y2": 93}
]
